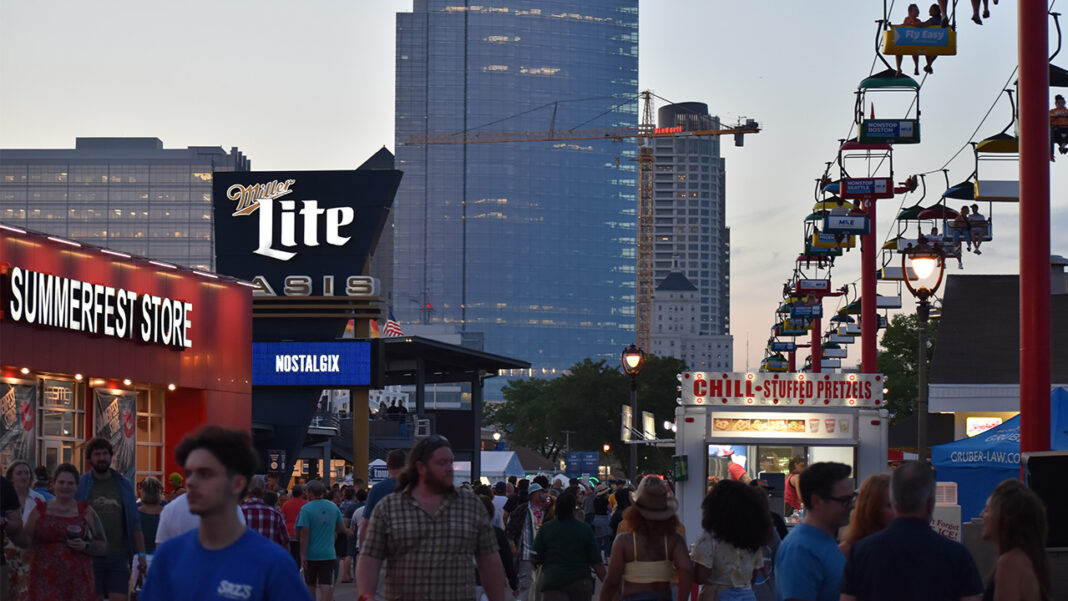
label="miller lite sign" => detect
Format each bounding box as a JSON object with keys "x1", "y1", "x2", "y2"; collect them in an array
[{"x1": 213, "y1": 166, "x2": 402, "y2": 298}]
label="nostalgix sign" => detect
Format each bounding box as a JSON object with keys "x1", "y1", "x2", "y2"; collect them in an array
[{"x1": 212, "y1": 162, "x2": 402, "y2": 298}]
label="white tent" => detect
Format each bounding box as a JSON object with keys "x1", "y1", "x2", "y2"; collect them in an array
[{"x1": 453, "y1": 451, "x2": 526, "y2": 484}]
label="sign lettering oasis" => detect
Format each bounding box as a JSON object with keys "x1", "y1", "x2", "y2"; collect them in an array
[{"x1": 212, "y1": 169, "x2": 402, "y2": 297}]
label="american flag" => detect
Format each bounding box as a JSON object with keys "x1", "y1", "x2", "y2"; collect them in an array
[{"x1": 384, "y1": 311, "x2": 404, "y2": 337}]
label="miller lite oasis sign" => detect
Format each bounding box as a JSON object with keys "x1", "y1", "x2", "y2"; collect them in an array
[
  {"x1": 678, "y1": 372, "x2": 884, "y2": 409},
  {"x1": 213, "y1": 169, "x2": 401, "y2": 297}
]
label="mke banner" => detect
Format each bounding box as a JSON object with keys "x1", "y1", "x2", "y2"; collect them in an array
[
  {"x1": 0, "y1": 383, "x2": 36, "y2": 464},
  {"x1": 94, "y1": 390, "x2": 137, "y2": 480}
]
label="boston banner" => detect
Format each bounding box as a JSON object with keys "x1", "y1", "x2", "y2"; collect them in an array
[{"x1": 94, "y1": 389, "x2": 137, "y2": 479}]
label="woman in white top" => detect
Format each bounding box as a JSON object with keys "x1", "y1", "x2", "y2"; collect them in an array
[{"x1": 691, "y1": 480, "x2": 772, "y2": 601}]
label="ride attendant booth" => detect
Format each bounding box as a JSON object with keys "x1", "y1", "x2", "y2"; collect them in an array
[
  {"x1": 0, "y1": 225, "x2": 252, "y2": 488},
  {"x1": 673, "y1": 371, "x2": 888, "y2": 538}
]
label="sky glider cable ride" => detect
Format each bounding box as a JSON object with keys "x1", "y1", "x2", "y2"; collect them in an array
[
  {"x1": 880, "y1": 0, "x2": 958, "y2": 59},
  {"x1": 856, "y1": 70, "x2": 922, "y2": 145},
  {"x1": 1045, "y1": 12, "x2": 1068, "y2": 156},
  {"x1": 972, "y1": 90, "x2": 1020, "y2": 202}
]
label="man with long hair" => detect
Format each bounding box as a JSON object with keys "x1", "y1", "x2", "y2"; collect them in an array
[
  {"x1": 355, "y1": 435, "x2": 505, "y2": 601},
  {"x1": 841, "y1": 461, "x2": 982, "y2": 601},
  {"x1": 139, "y1": 426, "x2": 311, "y2": 601}
]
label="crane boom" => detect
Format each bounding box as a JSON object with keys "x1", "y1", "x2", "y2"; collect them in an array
[
  {"x1": 404, "y1": 123, "x2": 760, "y2": 145},
  {"x1": 401, "y1": 92, "x2": 760, "y2": 353}
]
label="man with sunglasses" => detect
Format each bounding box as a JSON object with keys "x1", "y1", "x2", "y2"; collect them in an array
[
  {"x1": 774, "y1": 462, "x2": 853, "y2": 601},
  {"x1": 356, "y1": 435, "x2": 506, "y2": 601}
]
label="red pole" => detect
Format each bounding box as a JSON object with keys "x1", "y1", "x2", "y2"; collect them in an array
[
  {"x1": 861, "y1": 198, "x2": 878, "y2": 373},
  {"x1": 1018, "y1": 1, "x2": 1051, "y2": 453},
  {"x1": 788, "y1": 351, "x2": 796, "y2": 373},
  {"x1": 811, "y1": 316, "x2": 822, "y2": 373}
]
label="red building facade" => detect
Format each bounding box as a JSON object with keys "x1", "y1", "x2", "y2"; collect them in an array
[{"x1": 0, "y1": 225, "x2": 251, "y2": 487}]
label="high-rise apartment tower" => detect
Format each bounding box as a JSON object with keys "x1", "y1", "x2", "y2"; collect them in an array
[{"x1": 648, "y1": 102, "x2": 733, "y2": 368}]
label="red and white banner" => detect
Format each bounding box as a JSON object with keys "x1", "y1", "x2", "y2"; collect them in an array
[{"x1": 679, "y1": 372, "x2": 884, "y2": 408}]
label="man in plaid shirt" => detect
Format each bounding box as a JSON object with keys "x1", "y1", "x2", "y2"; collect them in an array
[
  {"x1": 242, "y1": 475, "x2": 290, "y2": 548},
  {"x1": 356, "y1": 435, "x2": 505, "y2": 601}
]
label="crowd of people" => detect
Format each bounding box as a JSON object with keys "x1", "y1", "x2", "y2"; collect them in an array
[{"x1": 0, "y1": 435, "x2": 1055, "y2": 601}]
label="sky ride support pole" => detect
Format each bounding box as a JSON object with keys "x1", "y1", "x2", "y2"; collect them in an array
[
  {"x1": 788, "y1": 351, "x2": 796, "y2": 373},
  {"x1": 1018, "y1": 1, "x2": 1051, "y2": 453},
  {"x1": 861, "y1": 198, "x2": 878, "y2": 374},
  {"x1": 811, "y1": 316, "x2": 822, "y2": 373}
]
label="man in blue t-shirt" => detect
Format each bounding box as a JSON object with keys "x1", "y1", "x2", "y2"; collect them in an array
[
  {"x1": 357, "y1": 448, "x2": 405, "y2": 546},
  {"x1": 841, "y1": 462, "x2": 982, "y2": 601},
  {"x1": 774, "y1": 462, "x2": 853, "y2": 601},
  {"x1": 296, "y1": 480, "x2": 345, "y2": 599},
  {"x1": 139, "y1": 427, "x2": 311, "y2": 601}
]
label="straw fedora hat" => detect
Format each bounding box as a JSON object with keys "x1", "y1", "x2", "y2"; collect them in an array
[
  {"x1": 630, "y1": 476, "x2": 678, "y2": 520},
  {"x1": 595, "y1": 482, "x2": 611, "y2": 497}
]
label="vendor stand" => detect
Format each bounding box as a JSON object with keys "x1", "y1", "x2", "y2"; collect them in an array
[{"x1": 674, "y1": 371, "x2": 888, "y2": 539}]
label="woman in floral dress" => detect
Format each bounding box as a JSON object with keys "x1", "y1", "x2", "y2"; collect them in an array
[{"x1": 21, "y1": 463, "x2": 105, "y2": 601}]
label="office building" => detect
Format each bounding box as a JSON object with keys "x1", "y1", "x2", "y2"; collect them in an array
[
  {"x1": 393, "y1": 1, "x2": 639, "y2": 387},
  {"x1": 0, "y1": 137, "x2": 250, "y2": 271}
]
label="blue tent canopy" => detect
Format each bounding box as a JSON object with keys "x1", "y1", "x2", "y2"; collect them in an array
[{"x1": 932, "y1": 388, "x2": 1068, "y2": 520}]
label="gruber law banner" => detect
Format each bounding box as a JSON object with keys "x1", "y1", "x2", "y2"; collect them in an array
[{"x1": 679, "y1": 372, "x2": 884, "y2": 408}]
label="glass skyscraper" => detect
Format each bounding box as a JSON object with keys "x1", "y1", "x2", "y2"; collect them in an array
[
  {"x1": 393, "y1": 1, "x2": 639, "y2": 383},
  {"x1": 0, "y1": 138, "x2": 249, "y2": 271}
]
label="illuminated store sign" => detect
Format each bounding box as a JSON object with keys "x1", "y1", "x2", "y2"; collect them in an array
[
  {"x1": 3, "y1": 267, "x2": 192, "y2": 349},
  {"x1": 214, "y1": 169, "x2": 402, "y2": 297},
  {"x1": 252, "y1": 341, "x2": 372, "y2": 386},
  {"x1": 679, "y1": 371, "x2": 884, "y2": 408}
]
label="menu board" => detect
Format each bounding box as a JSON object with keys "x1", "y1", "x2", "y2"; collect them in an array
[{"x1": 707, "y1": 412, "x2": 856, "y2": 441}]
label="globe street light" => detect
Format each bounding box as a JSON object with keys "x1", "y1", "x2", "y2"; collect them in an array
[
  {"x1": 621, "y1": 344, "x2": 645, "y2": 482},
  {"x1": 901, "y1": 239, "x2": 946, "y2": 462},
  {"x1": 492, "y1": 431, "x2": 501, "y2": 441}
]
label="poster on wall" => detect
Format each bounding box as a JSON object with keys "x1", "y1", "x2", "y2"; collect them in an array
[
  {"x1": 0, "y1": 383, "x2": 36, "y2": 464},
  {"x1": 93, "y1": 390, "x2": 137, "y2": 480}
]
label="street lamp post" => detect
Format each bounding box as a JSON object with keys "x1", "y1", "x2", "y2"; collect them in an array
[
  {"x1": 901, "y1": 239, "x2": 946, "y2": 462},
  {"x1": 622, "y1": 344, "x2": 645, "y2": 483}
]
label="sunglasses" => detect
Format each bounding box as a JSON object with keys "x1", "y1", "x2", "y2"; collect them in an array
[{"x1": 827, "y1": 492, "x2": 858, "y2": 505}]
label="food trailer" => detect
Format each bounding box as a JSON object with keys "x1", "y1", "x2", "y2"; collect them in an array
[{"x1": 673, "y1": 371, "x2": 888, "y2": 539}]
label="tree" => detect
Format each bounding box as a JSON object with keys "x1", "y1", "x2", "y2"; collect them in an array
[
  {"x1": 485, "y1": 354, "x2": 688, "y2": 477},
  {"x1": 876, "y1": 312, "x2": 939, "y2": 418}
]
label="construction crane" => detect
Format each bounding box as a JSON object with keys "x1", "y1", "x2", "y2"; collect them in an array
[{"x1": 404, "y1": 91, "x2": 761, "y2": 351}]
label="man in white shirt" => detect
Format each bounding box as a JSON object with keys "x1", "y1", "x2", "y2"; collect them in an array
[
  {"x1": 491, "y1": 482, "x2": 509, "y2": 529},
  {"x1": 156, "y1": 490, "x2": 246, "y2": 545}
]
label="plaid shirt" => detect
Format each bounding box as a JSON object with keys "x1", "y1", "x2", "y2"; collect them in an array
[
  {"x1": 241, "y1": 498, "x2": 290, "y2": 548},
  {"x1": 362, "y1": 488, "x2": 498, "y2": 601}
]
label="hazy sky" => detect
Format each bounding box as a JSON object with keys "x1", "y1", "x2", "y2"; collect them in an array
[{"x1": 2, "y1": 1, "x2": 1065, "y2": 370}]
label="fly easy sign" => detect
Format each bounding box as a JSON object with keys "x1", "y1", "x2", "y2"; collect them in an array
[{"x1": 678, "y1": 372, "x2": 884, "y2": 408}]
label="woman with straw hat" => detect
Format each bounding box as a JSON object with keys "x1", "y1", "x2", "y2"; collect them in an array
[{"x1": 599, "y1": 476, "x2": 692, "y2": 601}]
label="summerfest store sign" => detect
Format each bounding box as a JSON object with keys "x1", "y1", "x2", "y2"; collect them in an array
[
  {"x1": 678, "y1": 371, "x2": 884, "y2": 408},
  {"x1": 3, "y1": 266, "x2": 193, "y2": 349}
]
